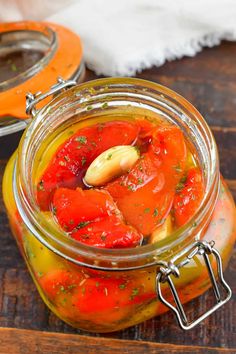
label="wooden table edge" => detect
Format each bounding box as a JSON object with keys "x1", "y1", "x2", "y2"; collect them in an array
[{"x1": 0, "y1": 327, "x2": 234, "y2": 353}]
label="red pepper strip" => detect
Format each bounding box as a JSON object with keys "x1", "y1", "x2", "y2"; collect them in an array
[
  {"x1": 52, "y1": 187, "x2": 142, "y2": 248},
  {"x1": 105, "y1": 126, "x2": 187, "y2": 235},
  {"x1": 52, "y1": 188, "x2": 119, "y2": 232},
  {"x1": 71, "y1": 276, "x2": 155, "y2": 314},
  {"x1": 40, "y1": 269, "x2": 82, "y2": 299},
  {"x1": 37, "y1": 121, "x2": 139, "y2": 210},
  {"x1": 71, "y1": 215, "x2": 142, "y2": 248},
  {"x1": 173, "y1": 167, "x2": 204, "y2": 227},
  {"x1": 40, "y1": 269, "x2": 155, "y2": 323}
]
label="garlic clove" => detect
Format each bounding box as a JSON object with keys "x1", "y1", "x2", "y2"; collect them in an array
[
  {"x1": 84, "y1": 145, "x2": 140, "y2": 187},
  {"x1": 149, "y1": 215, "x2": 173, "y2": 244}
]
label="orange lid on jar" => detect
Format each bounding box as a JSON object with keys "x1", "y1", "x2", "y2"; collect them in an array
[{"x1": 0, "y1": 21, "x2": 84, "y2": 136}]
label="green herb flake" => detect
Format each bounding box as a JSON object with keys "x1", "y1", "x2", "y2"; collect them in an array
[
  {"x1": 119, "y1": 284, "x2": 126, "y2": 290},
  {"x1": 144, "y1": 208, "x2": 150, "y2": 214},
  {"x1": 52, "y1": 206, "x2": 57, "y2": 215},
  {"x1": 153, "y1": 208, "x2": 159, "y2": 217},
  {"x1": 137, "y1": 178, "x2": 143, "y2": 185},
  {"x1": 76, "y1": 221, "x2": 90, "y2": 229},
  {"x1": 75, "y1": 136, "x2": 87, "y2": 144},
  {"x1": 127, "y1": 185, "x2": 134, "y2": 191},
  {"x1": 134, "y1": 146, "x2": 140, "y2": 156},
  {"x1": 68, "y1": 284, "x2": 77, "y2": 290},
  {"x1": 88, "y1": 87, "x2": 96, "y2": 94},
  {"x1": 37, "y1": 271, "x2": 43, "y2": 277},
  {"x1": 60, "y1": 286, "x2": 66, "y2": 293},
  {"x1": 176, "y1": 181, "x2": 185, "y2": 192},
  {"x1": 138, "y1": 165, "x2": 143, "y2": 172},
  {"x1": 81, "y1": 156, "x2": 87, "y2": 166},
  {"x1": 96, "y1": 282, "x2": 100, "y2": 287},
  {"x1": 221, "y1": 184, "x2": 225, "y2": 194},
  {"x1": 176, "y1": 175, "x2": 187, "y2": 192},
  {"x1": 11, "y1": 63, "x2": 17, "y2": 72},
  {"x1": 86, "y1": 105, "x2": 93, "y2": 111},
  {"x1": 38, "y1": 180, "x2": 45, "y2": 191},
  {"x1": 130, "y1": 288, "x2": 139, "y2": 300},
  {"x1": 28, "y1": 250, "x2": 35, "y2": 259},
  {"x1": 101, "y1": 232, "x2": 107, "y2": 241},
  {"x1": 101, "y1": 102, "x2": 108, "y2": 109},
  {"x1": 180, "y1": 176, "x2": 187, "y2": 184},
  {"x1": 192, "y1": 221, "x2": 197, "y2": 227},
  {"x1": 81, "y1": 234, "x2": 90, "y2": 240},
  {"x1": 174, "y1": 164, "x2": 182, "y2": 173},
  {"x1": 106, "y1": 153, "x2": 113, "y2": 160}
]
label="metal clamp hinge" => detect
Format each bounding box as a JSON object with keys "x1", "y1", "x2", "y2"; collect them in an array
[
  {"x1": 26, "y1": 77, "x2": 77, "y2": 118},
  {"x1": 156, "y1": 240, "x2": 232, "y2": 330}
]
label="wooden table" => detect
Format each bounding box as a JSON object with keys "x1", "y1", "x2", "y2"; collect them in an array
[{"x1": 0, "y1": 41, "x2": 235, "y2": 354}]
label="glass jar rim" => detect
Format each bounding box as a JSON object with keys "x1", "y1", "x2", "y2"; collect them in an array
[
  {"x1": 0, "y1": 22, "x2": 57, "y2": 92},
  {"x1": 14, "y1": 77, "x2": 220, "y2": 270}
]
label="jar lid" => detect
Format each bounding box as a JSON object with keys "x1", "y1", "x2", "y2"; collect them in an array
[{"x1": 0, "y1": 21, "x2": 84, "y2": 136}]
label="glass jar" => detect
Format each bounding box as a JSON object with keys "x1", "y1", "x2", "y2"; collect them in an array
[
  {"x1": 2, "y1": 78, "x2": 236, "y2": 332},
  {"x1": 0, "y1": 21, "x2": 84, "y2": 136}
]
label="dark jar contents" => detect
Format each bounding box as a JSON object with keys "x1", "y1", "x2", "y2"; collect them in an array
[
  {"x1": 3, "y1": 78, "x2": 236, "y2": 332},
  {"x1": 0, "y1": 50, "x2": 44, "y2": 83}
]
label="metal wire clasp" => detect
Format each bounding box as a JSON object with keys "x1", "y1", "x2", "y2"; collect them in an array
[
  {"x1": 156, "y1": 240, "x2": 232, "y2": 330},
  {"x1": 26, "y1": 77, "x2": 77, "y2": 117}
]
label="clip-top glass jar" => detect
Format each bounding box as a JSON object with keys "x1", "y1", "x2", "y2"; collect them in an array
[
  {"x1": 0, "y1": 21, "x2": 84, "y2": 137},
  {"x1": 3, "y1": 78, "x2": 236, "y2": 332}
]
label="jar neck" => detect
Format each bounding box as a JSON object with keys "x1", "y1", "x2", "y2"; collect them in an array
[{"x1": 14, "y1": 78, "x2": 220, "y2": 270}]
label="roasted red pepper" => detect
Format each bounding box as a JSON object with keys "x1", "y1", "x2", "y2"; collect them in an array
[
  {"x1": 40, "y1": 269, "x2": 81, "y2": 299},
  {"x1": 37, "y1": 121, "x2": 139, "y2": 210},
  {"x1": 40, "y1": 269, "x2": 154, "y2": 316},
  {"x1": 38, "y1": 119, "x2": 203, "y2": 247},
  {"x1": 106, "y1": 126, "x2": 187, "y2": 235},
  {"x1": 52, "y1": 187, "x2": 142, "y2": 248},
  {"x1": 173, "y1": 167, "x2": 204, "y2": 227},
  {"x1": 71, "y1": 276, "x2": 154, "y2": 314}
]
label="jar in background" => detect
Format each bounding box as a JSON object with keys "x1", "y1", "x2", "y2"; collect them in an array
[{"x1": 0, "y1": 21, "x2": 85, "y2": 137}]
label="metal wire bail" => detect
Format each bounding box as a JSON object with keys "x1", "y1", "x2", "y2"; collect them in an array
[
  {"x1": 26, "y1": 77, "x2": 77, "y2": 118},
  {"x1": 156, "y1": 240, "x2": 232, "y2": 330}
]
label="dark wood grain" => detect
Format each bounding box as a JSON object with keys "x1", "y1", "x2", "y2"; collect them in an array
[
  {"x1": 0, "y1": 40, "x2": 236, "y2": 352},
  {"x1": 0, "y1": 327, "x2": 235, "y2": 354}
]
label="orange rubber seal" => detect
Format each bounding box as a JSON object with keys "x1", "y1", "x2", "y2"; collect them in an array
[{"x1": 0, "y1": 21, "x2": 83, "y2": 119}]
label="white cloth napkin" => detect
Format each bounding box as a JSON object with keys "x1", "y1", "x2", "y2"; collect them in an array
[{"x1": 1, "y1": 0, "x2": 236, "y2": 76}]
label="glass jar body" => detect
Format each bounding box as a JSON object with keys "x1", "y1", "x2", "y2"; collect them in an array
[
  {"x1": 2, "y1": 78, "x2": 236, "y2": 332},
  {"x1": 3, "y1": 157, "x2": 236, "y2": 332}
]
